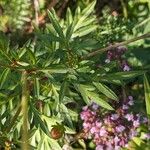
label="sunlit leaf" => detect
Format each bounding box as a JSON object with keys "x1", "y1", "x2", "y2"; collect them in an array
[{"x1": 87, "y1": 91, "x2": 114, "y2": 110}]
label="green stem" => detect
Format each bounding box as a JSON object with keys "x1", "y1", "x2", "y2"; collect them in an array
[
  {"x1": 21, "y1": 71, "x2": 29, "y2": 150},
  {"x1": 81, "y1": 32, "x2": 150, "y2": 60}
]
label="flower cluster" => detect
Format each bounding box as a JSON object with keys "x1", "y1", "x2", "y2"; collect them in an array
[
  {"x1": 105, "y1": 46, "x2": 130, "y2": 71},
  {"x1": 80, "y1": 96, "x2": 149, "y2": 150}
]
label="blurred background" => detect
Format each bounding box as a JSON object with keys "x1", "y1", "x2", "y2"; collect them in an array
[{"x1": 0, "y1": 0, "x2": 149, "y2": 42}]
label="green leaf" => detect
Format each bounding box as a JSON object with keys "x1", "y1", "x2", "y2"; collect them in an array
[
  {"x1": 132, "y1": 137, "x2": 145, "y2": 146},
  {"x1": 59, "y1": 80, "x2": 68, "y2": 103},
  {"x1": 27, "y1": 49, "x2": 36, "y2": 65},
  {"x1": 0, "y1": 68, "x2": 10, "y2": 89},
  {"x1": 103, "y1": 71, "x2": 146, "y2": 80},
  {"x1": 60, "y1": 103, "x2": 74, "y2": 129},
  {"x1": 74, "y1": 1, "x2": 96, "y2": 31},
  {"x1": 74, "y1": 84, "x2": 90, "y2": 104},
  {"x1": 16, "y1": 61, "x2": 30, "y2": 66},
  {"x1": 143, "y1": 74, "x2": 150, "y2": 116},
  {"x1": 48, "y1": 9, "x2": 65, "y2": 39},
  {"x1": 87, "y1": 91, "x2": 114, "y2": 110},
  {"x1": 39, "y1": 66, "x2": 71, "y2": 74},
  {"x1": 66, "y1": 22, "x2": 75, "y2": 40},
  {"x1": 30, "y1": 103, "x2": 50, "y2": 136},
  {"x1": 38, "y1": 33, "x2": 61, "y2": 42},
  {"x1": 93, "y1": 82, "x2": 118, "y2": 100},
  {"x1": 48, "y1": 138, "x2": 62, "y2": 150},
  {"x1": 66, "y1": 8, "x2": 73, "y2": 26},
  {"x1": 73, "y1": 25, "x2": 97, "y2": 38},
  {"x1": 75, "y1": 17, "x2": 96, "y2": 30}
]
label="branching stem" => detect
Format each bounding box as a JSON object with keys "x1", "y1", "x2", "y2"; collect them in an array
[{"x1": 81, "y1": 32, "x2": 150, "y2": 60}]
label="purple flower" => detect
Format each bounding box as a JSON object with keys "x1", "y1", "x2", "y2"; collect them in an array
[
  {"x1": 125, "y1": 113, "x2": 134, "y2": 121},
  {"x1": 128, "y1": 96, "x2": 134, "y2": 106},
  {"x1": 117, "y1": 46, "x2": 127, "y2": 54},
  {"x1": 129, "y1": 129, "x2": 138, "y2": 138},
  {"x1": 114, "y1": 136, "x2": 120, "y2": 145},
  {"x1": 142, "y1": 117, "x2": 148, "y2": 123},
  {"x1": 128, "y1": 96, "x2": 133, "y2": 101},
  {"x1": 80, "y1": 98, "x2": 149, "y2": 150},
  {"x1": 107, "y1": 51, "x2": 114, "y2": 60},
  {"x1": 111, "y1": 114, "x2": 119, "y2": 120},
  {"x1": 123, "y1": 64, "x2": 130, "y2": 71},
  {"x1": 128, "y1": 100, "x2": 134, "y2": 106},
  {"x1": 133, "y1": 120, "x2": 140, "y2": 128},
  {"x1": 116, "y1": 125, "x2": 125, "y2": 133},
  {"x1": 92, "y1": 103, "x2": 99, "y2": 110},
  {"x1": 122, "y1": 104, "x2": 129, "y2": 110}
]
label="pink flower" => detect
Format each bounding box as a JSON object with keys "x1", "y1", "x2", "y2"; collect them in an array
[
  {"x1": 82, "y1": 106, "x2": 88, "y2": 111},
  {"x1": 119, "y1": 139, "x2": 126, "y2": 146},
  {"x1": 99, "y1": 126, "x2": 107, "y2": 136},
  {"x1": 90, "y1": 126, "x2": 99, "y2": 134},
  {"x1": 96, "y1": 145, "x2": 104, "y2": 150},
  {"x1": 114, "y1": 146, "x2": 121, "y2": 150},
  {"x1": 95, "y1": 121, "x2": 102, "y2": 128},
  {"x1": 106, "y1": 143, "x2": 114, "y2": 150},
  {"x1": 83, "y1": 122, "x2": 92, "y2": 129}
]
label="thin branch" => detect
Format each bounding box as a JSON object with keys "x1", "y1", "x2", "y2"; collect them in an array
[
  {"x1": 81, "y1": 32, "x2": 150, "y2": 60},
  {"x1": 57, "y1": 0, "x2": 69, "y2": 17},
  {"x1": 34, "y1": 0, "x2": 39, "y2": 26},
  {"x1": 38, "y1": 0, "x2": 58, "y2": 25}
]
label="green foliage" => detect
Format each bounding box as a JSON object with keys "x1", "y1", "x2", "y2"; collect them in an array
[{"x1": 0, "y1": 0, "x2": 150, "y2": 149}]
